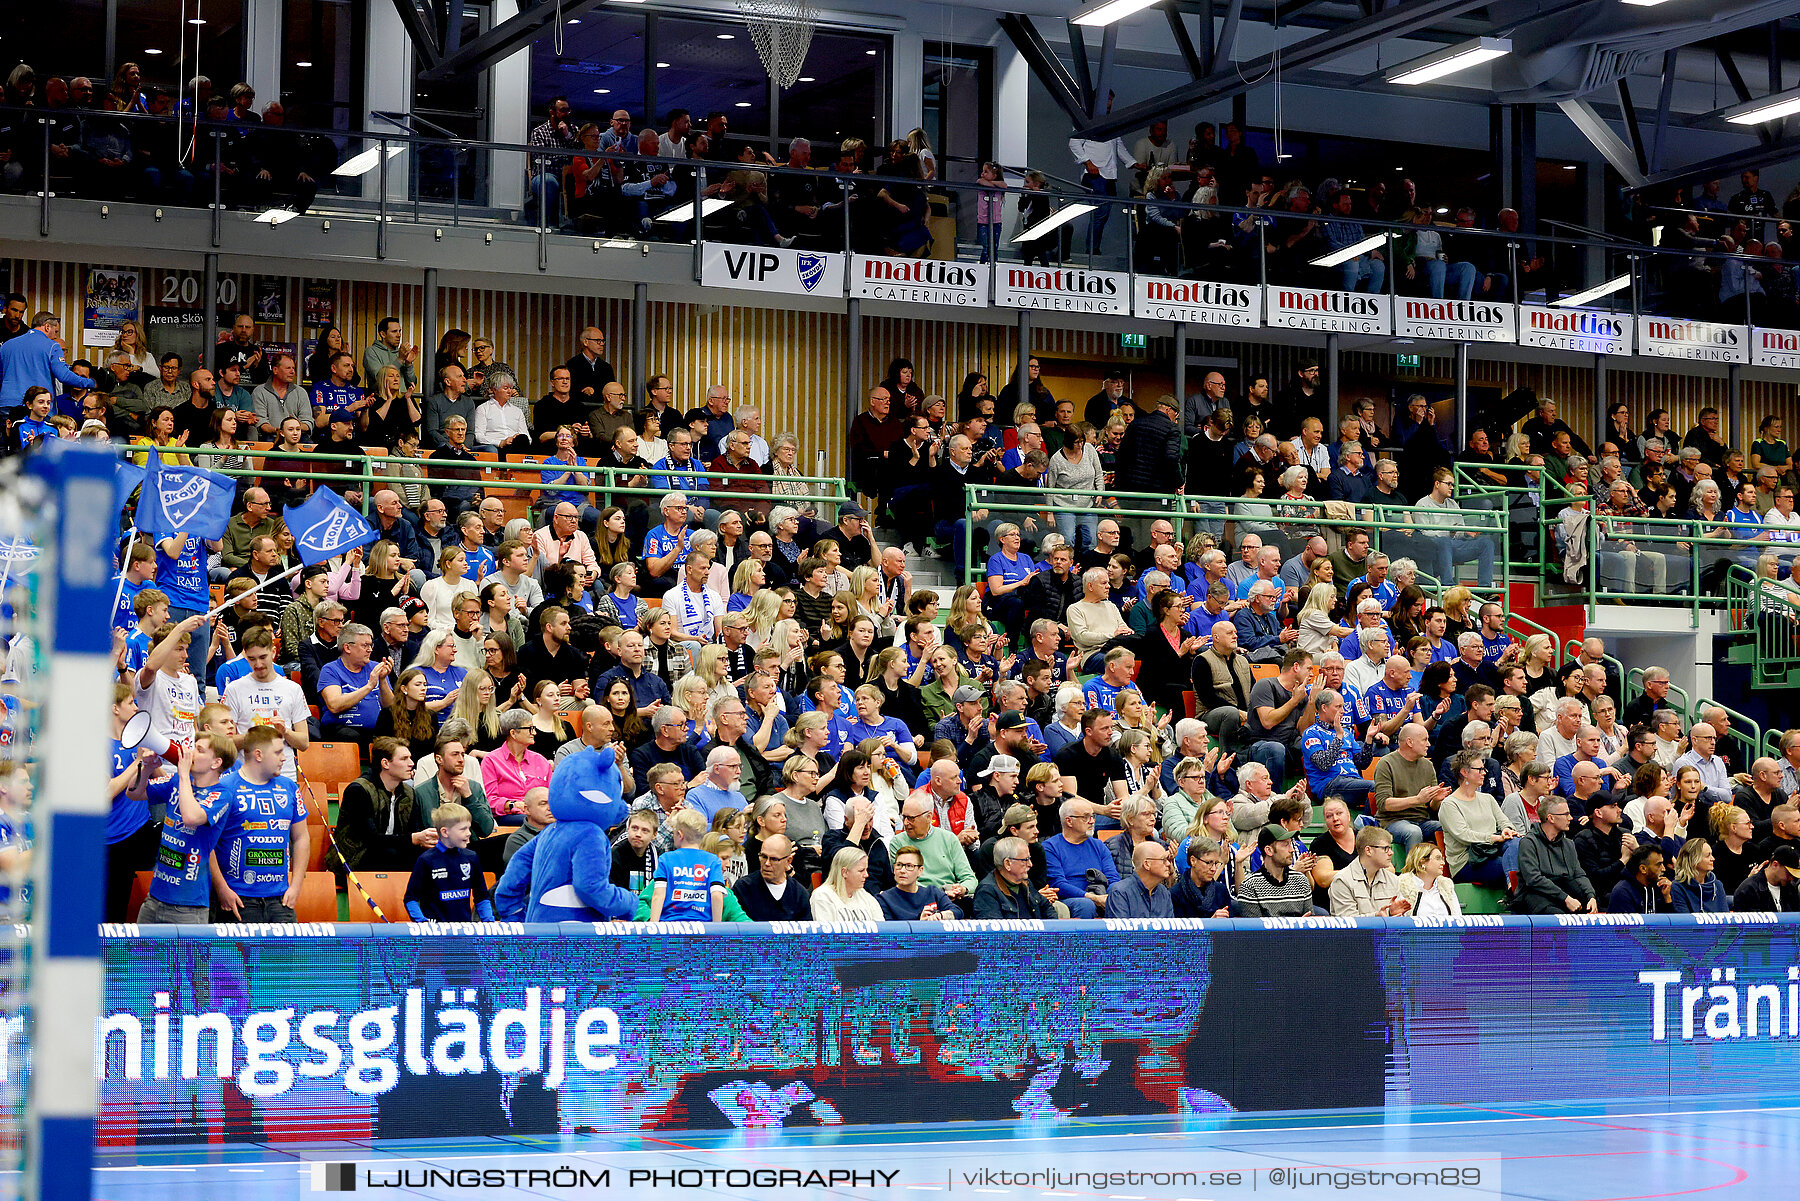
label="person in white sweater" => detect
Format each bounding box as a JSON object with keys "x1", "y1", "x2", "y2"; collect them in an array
[
  {"x1": 810, "y1": 847, "x2": 884, "y2": 921},
  {"x1": 473, "y1": 370, "x2": 532, "y2": 453}
]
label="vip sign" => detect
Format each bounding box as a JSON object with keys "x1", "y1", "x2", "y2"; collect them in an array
[
  {"x1": 1395, "y1": 299, "x2": 1517, "y2": 343},
  {"x1": 1517, "y1": 306, "x2": 1632, "y2": 356},
  {"x1": 851, "y1": 256, "x2": 990, "y2": 307},
  {"x1": 699, "y1": 245, "x2": 845, "y2": 298},
  {"x1": 1265, "y1": 287, "x2": 1391, "y2": 335},
  {"x1": 1131, "y1": 278, "x2": 1260, "y2": 327},
  {"x1": 1751, "y1": 328, "x2": 1800, "y2": 369},
  {"x1": 993, "y1": 266, "x2": 1130, "y2": 315},
  {"x1": 1635, "y1": 316, "x2": 1748, "y2": 364}
]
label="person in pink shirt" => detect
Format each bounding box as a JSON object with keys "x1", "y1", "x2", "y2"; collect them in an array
[
  {"x1": 480, "y1": 708, "x2": 553, "y2": 825},
  {"x1": 533, "y1": 502, "x2": 599, "y2": 573}
]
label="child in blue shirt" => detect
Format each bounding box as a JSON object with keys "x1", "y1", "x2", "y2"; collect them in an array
[
  {"x1": 648, "y1": 809, "x2": 725, "y2": 922},
  {"x1": 405, "y1": 801, "x2": 495, "y2": 922},
  {"x1": 139, "y1": 733, "x2": 237, "y2": 924},
  {"x1": 125, "y1": 587, "x2": 169, "y2": 675}
]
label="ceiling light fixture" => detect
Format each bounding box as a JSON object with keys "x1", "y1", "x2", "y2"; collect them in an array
[
  {"x1": 593, "y1": 88, "x2": 610, "y2": 94},
  {"x1": 145, "y1": 48, "x2": 164, "y2": 55},
  {"x1": 734, "y1": 101, "x2": 751, "y2": 107},
  {"x1": 1072, "y1": 0, "x2": 1162, "y2": 27},
  {"x1": 333, "y1": 143, "x2": 406, "y2": 178},
  {"x1": 295, "y1": 60, "x2": 312, "y2": 67},
  {"x1": 1386, "y1": 36, "x2": 1511, "y2": 86},
  {"x1": 1311, "y1": 234, "x2": 1387, "y2": 268},
  {"x1": 1012, "y1": 204, "x2": 1096, "y2": 244},
  {"x1": 656, "y1": 61, "x2": 670, "y2": 67},
  {"x1": 188, "y1": 17, "x2": 206, "y2": 25},
  {"x1": 717, "y1": 33, "x2": 735, "y2": 39},
  {"x1": 654, "y1": 197, "x2": 733, "y2": 223},
  {"x1": 1553, "y1": 274, "x2": 1631, "y2": 308},
  {"x1": 798, "y1": 76, "x2": 815, "y2": 82},
  {"x1": 1721, "y1": 86, "x2": 1800, "y2": 125}
]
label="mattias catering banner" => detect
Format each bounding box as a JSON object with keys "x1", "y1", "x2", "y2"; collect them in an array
[{"x1": 88, "y1": 915, "x2": 1800, "y2": 1146}]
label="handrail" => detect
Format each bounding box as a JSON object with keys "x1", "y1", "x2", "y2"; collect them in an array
[{"x1": 1692, "y1": 696, "x2": 1763, "y2": 767}]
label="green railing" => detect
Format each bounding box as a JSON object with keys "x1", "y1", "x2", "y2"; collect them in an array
[
  {"x1": 1623, "y1": 666, "x2": 1691, "y2": 719},
  {"x1": 1723, "y1": 565, "x2": 1800, "y2": 692},
  {"x1": 1453, "y1": 460, "x2": 1565, "y2": 587},
  {"x1": 1572, "y1": 504, "x2": 1773, "y2": 626},
  {"x1": 964, "y1": 483, "x2": 1513, "y2": 598},
  {"x1": 127, "y1": 444, "x2": 848, "y2": 518}
]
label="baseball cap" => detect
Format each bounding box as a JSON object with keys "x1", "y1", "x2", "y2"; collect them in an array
[
  {"x1": 951, "y1": 685, "x2": 985, "y2": 706},
  {"x1": 995, "y1": 709, "x2": 1028, "y2": 731},
  {"x1": 1769, "y1": 844, "x2": 1800, "y2": 874},
  {"x1": 79, "y1": 419, "x2": 110, "y2": 436},
  {"x1": 978, "y1": 754, "x2": 1020, "y2": 779},
  {"x1": 1257, "y1": 822, "x2": 1296, "y2": 849},
  {"x1": 328, "y1": 408, "x2": 356, "y2": 426},
  {"x1": 838, "y1": 501, "x2": 869, "y2": 520}
]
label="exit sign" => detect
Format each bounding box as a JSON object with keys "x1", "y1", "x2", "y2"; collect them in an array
[
  {"x1": 1396, "y1": 354, "x2": 1422, "y2": 371},
  {"x1": 1121, "y1": 333, "x2": 1148, "y2": 350}
]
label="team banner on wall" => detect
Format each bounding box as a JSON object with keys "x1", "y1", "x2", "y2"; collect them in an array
[
  {"x1": 1635, "y1": 315, "x2": 1750, "y2": 363},
  {"x1": 87, "y1": 916, "x2": 1800, "y2": 1147},
  {"x1": 1518, "y1": 305, "x2": 1633, "y2": 356},
  {"x1": 1131, "y1": 278, "x2": 1261, "y2": 327},
  {"x1": 1751, "y1": 327, "x2": 1800, "y2": 368},
  {"x1": 1265, "y1": 286, "x2": 1391, "y2": 334},
  {"x1": 849, "y1": 255, "x2": 989, "y2": 307},
  {"x1": 992, "y1": 265, "x2": 1130, "y2": 315},
  {"x1": 699, "y1": 244, "x2": 846, "y2": 298},
  {"x1": 1393, "y1": 298, "x2": 1517, "y2": 343},
  {"x1": 82, "y1": 268, "x2": 141, "y2": 348}
]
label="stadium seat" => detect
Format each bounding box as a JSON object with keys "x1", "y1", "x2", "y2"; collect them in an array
[
  {"x1": 297, "y1": 742, "x2": 361, "y2": 806},
  {"x1": 1455, "y1": 882, "x2": 1509, "y2": 915},
  {"x1": 343, "y1": 871, "x2": 410, "y2": 922},
  {"x1": 303, "y1": 828, "x2": 332, "y2": 873},
  {"x1": 294, "y1": 873, "x2": 340, "y2": 924},
  {"x1": 1182, "y1": 691, "x2": 1197, "y2": 719},
  {"x1": 127, "y1": 872, "x2": 152, "y2": 923},
  {"x1": 1250, "y1": 664, "x2": 1280, "y2": 681}
]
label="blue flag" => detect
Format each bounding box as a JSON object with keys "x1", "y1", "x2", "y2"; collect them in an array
[
  {"x1": 113, "y1": 458, "x2": 145, "y2": 522},
  {"x1": 133, "y1": 451, "x2": 237, "y2": 540},
  {"x1": 283, "y1": 487, "x2": 379, "y2": 567}
]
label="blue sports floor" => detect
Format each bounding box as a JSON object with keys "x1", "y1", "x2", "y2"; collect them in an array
[{"x1": 92, "y1": 1098, "x2": 1800, "y2": 1200}]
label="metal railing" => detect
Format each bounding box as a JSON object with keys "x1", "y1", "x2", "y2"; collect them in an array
[
  {"x1": 5, "y1": 101, "x2": 1796, "y2": 324},
  {"x1": 962, "y1": 483, "x2": 1512, "y2": 599},
  {"x1": 1723, "y1": 564, "x2": 1800, "y2": 692}
]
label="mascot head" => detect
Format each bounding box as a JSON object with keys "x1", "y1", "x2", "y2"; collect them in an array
[{"x1": 547, "y1": 744, "x2": 628, "y2": 829}]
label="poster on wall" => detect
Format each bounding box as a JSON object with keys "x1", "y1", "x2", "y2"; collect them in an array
[
  {"x1": 261, "y1": 340, "x2": 297, "y2": 370},
  {"x1": 304, "y1": 280, "x2": 335, "y2": 328},
  {"x1": 82, "y1": 268, "x2": 141, "y2": 348},
  {"x1": 254, "y1": 276, "x2": 287, "y2": 325}
]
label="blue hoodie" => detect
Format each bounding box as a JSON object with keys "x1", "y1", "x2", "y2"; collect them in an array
[{"x1": 522, "y1": 745, "x2": 637, "y2": 922}]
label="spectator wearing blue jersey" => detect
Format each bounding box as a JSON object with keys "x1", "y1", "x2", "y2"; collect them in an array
[
  {"x1": 0, "y1": 311, "x2": 90, "y2": 404},
  {"x1": 310, "y1": 349, "x2": 367, "y2": 429},
  {"x1": 1300, "y1": 688, "x2": 1375, "y2": 811},
  {"x1": 1475, "y1": 601, "x2": 1514, "y2": 664},
  {"x1": 111, "y1": 542, "x2": 157, "y2": 632},
  {"x1": 649, "y1": 809, "x2": 727, "y2": 922},
  {"x1": 1347, "y1": 552, "x2": 1399, "y2": 611},
  {"x1": 984, "y1": 523, "x2": 1038, "y2": 637},
  {"x1": 318, "y1": 623, "x2": 395, "y2": 744},
  {"x1": 105, "y1": 685, "x2": 176, "y2": 922},
  {"x1": 122, "y1": 587, "x2": 169, "y2": 676},
  {"x1": 404, "y1": 800, "x2": 496, "y2": 922},
  {"x1": 1083, "y1": 647, "x2": 1143, "y2": 715},
  {"x1": 211, "y1": 726, "x2": 309, "y2": 922},
  {"x1": 1353, "y1": 655, "x2": 1421, "y2": 747},
  {"x1": 1233, "y1": 579, "x2": 1293, "y2": 664},
  {"x1": 641, "y1": 492, "x2": 694, "y2": 599},
  {"x1": 137, "y1": 732, "x2": 236, "y2": 924},
  {"x1": 156, "y1": 530, "x2": 221, "y2": 683}
]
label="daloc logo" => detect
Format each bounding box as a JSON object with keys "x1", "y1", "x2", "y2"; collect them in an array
[{"x1": 796, "y1": 253, "x2": 828, "y2": 293}]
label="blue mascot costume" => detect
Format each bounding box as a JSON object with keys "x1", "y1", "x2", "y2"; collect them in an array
[{"x1": 506, "y1": 744, "x2": 637, "y2": 922}]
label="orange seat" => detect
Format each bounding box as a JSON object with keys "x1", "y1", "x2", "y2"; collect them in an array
[
  {"x1": 343, "y1": 871, "x2": 409, "y2": 922},
  {"x1": 302, "y1": 829, "x2": 332, "y2": 873},
  {"x1": 917, "y1": 750, "x2": 932, "y2": 770},
  {"x1": 1098, "y1": 828, "x2": 1122, "y2": 841},
  {"x1": 127, "y1": 871, "x2": 152, "y2": 923},
  {"x1": 297, "y1": 741, "x2": 361, "y2": 805},
  {"x1": 1250, "y1": 663, "x2": 1280, "y2": 681},
  {"x1": 293, "y1": 873, "x2": 340, "y2": 923}
]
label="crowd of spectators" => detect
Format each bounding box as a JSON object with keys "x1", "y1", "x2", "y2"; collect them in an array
[{"x1": 0, "y1": 290, "x2": 1766, "y2": 925}]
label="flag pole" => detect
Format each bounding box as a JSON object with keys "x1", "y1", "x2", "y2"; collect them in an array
[
  {"x1": 109, "y1": 528, "x2": 139, "y2": 621},
  {"x1": 200, "y1": 562, "x2": 306, "y2": 623}
]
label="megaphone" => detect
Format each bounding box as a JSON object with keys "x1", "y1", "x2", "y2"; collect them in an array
[{"x1": 121, "y1": 711, "x2": 180, "y2": 765}]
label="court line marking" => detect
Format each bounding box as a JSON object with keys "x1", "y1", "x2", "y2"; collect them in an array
[{"x1": 90, "y1": 1104, "x2": 1800, "y2": 1173}]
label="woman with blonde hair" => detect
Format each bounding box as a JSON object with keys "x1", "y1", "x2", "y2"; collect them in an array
[
  {"x1": 1114, "y1": 689, "x2": 1172, "y2": 764},
  {"x1": 1441, "y1": 585, "x2": 1476, "y2": 640},
  {"x1": 1295, "y1": 583, "x2": 1352, "y2": 656},
  {"x1": 848, "y1": 564, "x2": 891, "y2": 636},
  {"x1": 366, "y1": 364, "x2": 421, "y2": 447},
  {"x1": 770, "y1": 616, "x2": 810, "y2": 697},
  {"x1": 672, "y1": 672, "x2": 714, "y2": 743},
  {"x1": 693, "y1": 643, "x2": 734, "y2": 702},
  {"x1": 113, "y1": 319, "x2": 156, "y2": 375},
  {"x1": 745, "y1": 588, "x2": 784, "y2": 649},
  {"x1": 1397, "y1": 842, "x2": 1463, "y2": 916},
  {"x1": 945, "y1": 582, "x2": 994, "y2": 652},
  {"x1": 1520, "y1": 633, "x2": 1556, "y2": 694},
  {"x1": 730, "y1": 558, "x2": 767, "y2": 611},
  {"x1": 811, "y1": 847, "x2": 883, "y2": 920},
  {"x1": 1669, "y1": 837, "x2": 1728, "y2": 913},
  {"x1": 449, "y1": 668, "x2": 505, "y2": 755}
]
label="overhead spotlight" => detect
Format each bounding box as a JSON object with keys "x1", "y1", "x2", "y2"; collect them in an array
[
  {"x1": 1553, "y1": 275, "x2": 1631, "y2": 307},
  {"x1": 1311, "y1": 235, "x2": 1387, "y2": 268},
  {"x1": 1386, "y1": 36, "x2": 1511, "y2": 86},
  {"x1": 734, "y1": 101, "x2": 751, "y2": 107},
  {"x1": 1072, "y1": 0, "x2": 1162, "y2": 27},
  {"x1": 717, "y1": 33, "x2": 735, "y2": 39},
  {"x1": 145, "y1": 48, "x2": 164, "y2": 55},
  {"x1": 333, "y1": 144, "x2": 406, "y2": 178},
  {"x1": 1720, "y1": 86, "x2": 1800, "y2": 125},
  {"x1": 798, "y1": 76, "x2": 815, "y2": 82},
  {"x1": 1012, "y1": 204, "x2": 1095, "y2": 244},
  {"x1": 654, "y1": 198, "x2": 733, "y2": 223}
]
